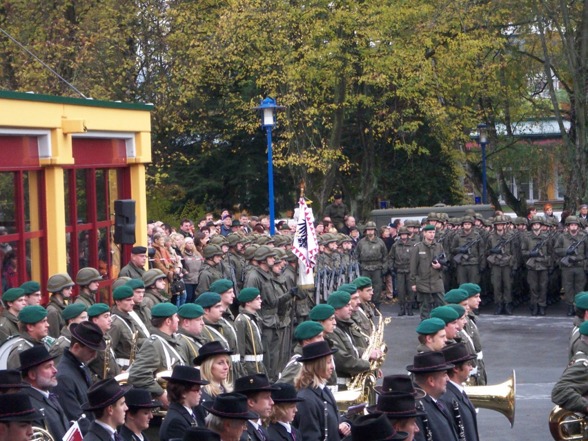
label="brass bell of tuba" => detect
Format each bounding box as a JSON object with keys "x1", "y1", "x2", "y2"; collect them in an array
[
  {"x1": 463, "y1": 370, "x2": 516, "y2": 427},
  {"x1": 548, "y1": 405, "x2": 588, "y2": 441},
  {"x1": 31, "y1": 427, "x2": 55, "y2": 441}
]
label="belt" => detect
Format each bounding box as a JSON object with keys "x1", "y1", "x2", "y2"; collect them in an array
[
  {"x1": 116, "y1": 358, "x2": 130, "y2": 367},
  {"x1": 230, "y1": 354, "x2": 241, "y2": 363},
  {"x1": 336, "y1": 377, "x2": 351, "y2": 385},
  {"x1": 477, "y1": 351, "x2": 483, "y2": 360},
  {"x1": 244, "y1": 355, "x2": 264, "y2": 362}
]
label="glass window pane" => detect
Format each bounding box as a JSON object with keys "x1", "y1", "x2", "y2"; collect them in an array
[
  {"x1": 76, "y1": 169, "x2": 88, "y2": 224},
  {"x1": 0, "y1": 172, "x2": 15, "y2": 234},
  {"x1": 64, "y1": 170, "x2": 72, "y2": 227},
  {"x1": 1, "y1": 241, "x2": 17, "y2": 290},
  {"x1": 96, "y1": 170, "x2": 107, "y2": 222}
]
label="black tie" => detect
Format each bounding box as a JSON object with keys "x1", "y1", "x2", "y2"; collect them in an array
[
  {"x1": 114, "y1": 433, "x2": 123, "y2": 441},
  {"x1": 462, "y1": 390, "x2": 475, "y2": 412},
  {"x1": 256, "y1": 426, "x2": 267, "y2": 441}
]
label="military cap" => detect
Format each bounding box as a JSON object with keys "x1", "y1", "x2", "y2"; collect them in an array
[
  {"x1": 337, "y1": 234, "x2": 352, "y2": 244},
  {"x1": 253, "y1": 245, "x2": 276, "y2": 261},
  {"x1": 460, "y1": 283, "x2": 481, "y2": 297},
  {"x1": 244, "y1": 244, "x2": 259, "y2": 261},
  {"x1": 209, "y1": 279, "x2": 233, "y2": 294},
  {"x1": 422, "y1": 224, "x2": 435, "y2": 231},
  {"x1": 195, "y1": 292, "x2": 222, "y2": 308},
  {"x1": 142, "y1": 268, "x2": 166, "y2": 287},
  {"x1": 427, "y1": 212, "x2": 440, "y2": 221},
  {"x1": 575, "y1": 293, "x2": 588, "y2": 310},
  {"x1": 461, "y1": 215, "x2": 475, "y2": 224},
  {"x1": 238, "y1": 287, "x2": 261, "y2": 304},
  {"x1": 113, "y1": 285, "x2": 134, "y2": 301},
  {"x1": 415, "y1": 317, "x2": 446, "y2": 335},
  {"x1": 364, "y1": 221, "x2": 377, "y2": 230},
  {"x1": 178, "y1": 303, "x2": 205, "y2": 319},
  {"x1": 20, "y1": 281, "x2": 40, "y2": 294},
  {"x1": 294, "y1": 321, "x2": 324, "y2": 341},
  {"x1": 353, "y1": 276, "x2": 372, "y2": 289},
  {"x1": 203, "y1": 244, "x2": 224, "y2": 259},
  {"x1": 47, "y1": 273, "x2": 75, "y2": 293},
  {"x1": 566, "y1": 215, "x2": 580, "y2": 225},
  {"x1": 256, "y1": 236, "x2": 274, "y2": 246},
  {"x1": 18, "y1": 305, "x2": 47, "y2": 324},
  {"x1": 285, "y1": 250, "x2": 298, "y2": 262},
  {"x1": 446, "y1": 304, "x2": 466, "y2": 318},
  {"x1": 126, "y1": 278, "x2": 145, "y2": 290},
  {"x1": 398, "y1": 226, "x2": 409, "y2": 235},
  {"x1": 309, "y1": 304, "x2": 336, "y2": 321},
  {"x1": 579, "y1": 321, "x2": 588, "y2": 336},
  {"x1": 327, "y1": 291, "x2": 351, "y2": 309},
  {"x1": 493, "y1": 215, "x2": 508, "y2": 225},
  {"x1": 444, "y1": 288, "x2": 469, "y2": 304},
  {"x1": 273, "y1": 248, "x2": 286, "y2": 261},
  {"x1": 338, "y1": 283, "x2": 358, "y2": 294},
  {"x1": 430, "y1": 306, "x2": 460, "y2": 324},
  {"x1": 76, "y1": 267, "x2": 102, "y2": 285},
  {"x1": 87, "y1": 303, "x2": 110, "y2": 318},
  {"x1": 210, "y1": 236, "x2": 229, "y2": 246},
  {"x1": 513, "y1": 217, "x2": 528, "y2": 226},
  {"x1": 2, "y1": 287, "x2": 26, "y2": 303},
  {"x1": 529, "y1": 215, "x2": 545, "y2": 225},
  {"x1": 131, "y1": 246, "x2": 147, "y2": 254},
  {"x1": 227, "y1": 233, "x2": 244, "y2": 247},
  {"x1": 151, "y1": 302, "x2": 178, "y2": 318},
  {"x1": 62, "y1": 303, "x2": 87, "y2": 321},
  {"x1": 321, "y1": 233, "x2": 338, "y2": 244},
  {"x1": 112, "y1": 277, "x2": 132, "y2": 290}
]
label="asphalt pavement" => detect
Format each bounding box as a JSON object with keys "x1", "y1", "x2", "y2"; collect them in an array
[{"x1": 379, "y1": 300, "x2": 571, "y2": 441}]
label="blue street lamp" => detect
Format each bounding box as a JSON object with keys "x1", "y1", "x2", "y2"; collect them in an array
[
  {"x1": 255, "y1": 97, "x2": 284, "y2": 236},
  {"x1": 478, "y1": 123, "x2": 489, "y2": 204}
]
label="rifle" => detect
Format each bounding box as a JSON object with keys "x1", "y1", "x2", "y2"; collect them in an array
[
  {"x1": 561, "y1": 234, "x2": 588, "y2": 267},
  {"x1": 432, "y1": 251, "x2": 449, "y2": 267},
  {"x1": 453, "y1": 236, "x2": 482, "y2": 264},
  {"x1": 489, "y1": 234, "x2": 516, "y2": 255},
  {"x1": 528, "y1": 233, "x2": 550, "y2": 258}
]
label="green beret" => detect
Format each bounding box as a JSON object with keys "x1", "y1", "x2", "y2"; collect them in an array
[
  {"x1": 178, "y1": 303, "x2": 205, "y2": 319},
  {"x1": 87, "y1": 303, "x2": 110, "y2": 318},
  {"x1": 353, "y1": 277, "x2": 372, "y2": 289},
  {"x1": 446, "y1": 304, "x2": 466, "y2": 318},
  {"x1": 416, "y1": 317, "x2": 446, "y2": 335},
  {"x1": 327, "y1": 291, "x2": 351, "y2": 309},
  {"x1": 18, "y1": 305, "x2": 47, "y2": 324},
  {"x1": 423, "y1": 225, "x2": 435, "y2": 231},
  {"x1": 209, "y1": 279, "x2": 234, "y2": 294},
  {"x1": 2, "y1": 287, "x2": 26, "y2": 303},
  {"x1": 309, "y1": 304, "x2": 336, "y2": 321},
  {"x1": 62, "y1": 303, "x2": 87, "y2": 321},
  {"x1": 238, "y1": 287, "x2": 261, "y2": 304},
  {"x1": 579, "y1": 321, "x2": 588, "y2": 336},
  {"x1": 20, "y1": 281, "x2": 40, "y2": 294},
  {"x1": 151, "y1": 302, "x2": 178, "y2": 318},
  {"x1": 575, "y1": 293, "x2": 588, "y2": 310},
  {"x1": 338, "y1": 284, "x2": 358, "y2": 294},
  {"x1": 444, "y1": 289, "x2": 469, "y2": 304},
  {"x1": 294, "y1": 321, "x2": 324, "y2": 341},
  {"x1": 126, "y1": 279, "x2": 145, "y2": 290},
  {"x1": 195, "y1": 292, "x2": 222, "y2": 309},
  {"x1": 460, "y1": 283, "x2": 481, "y2": 297},
  {"x1": 113, "y1": 285, "x2": 134, "y2": 301},
  {"x1": 431, "y1": 306, "x2": 460, "y2": 324}
]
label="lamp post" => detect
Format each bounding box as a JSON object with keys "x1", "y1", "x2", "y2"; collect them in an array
[
  {"x1": 255, "y1": 97, "x2": 283, "y2": 236},
  {"x1": 478, "y1": 123, "x2": 489, "y2": 204}
]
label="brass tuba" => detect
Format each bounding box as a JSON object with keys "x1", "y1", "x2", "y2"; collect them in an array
[
  {"x1": 548, "y1": 405, "x2": 588, "y2": 441},
  {"x1": 464, "y1": 370, "x2": 516, "y2": 427},
  {"x1": 31, "y1": 427, "x2": 55, "y2": 441}
]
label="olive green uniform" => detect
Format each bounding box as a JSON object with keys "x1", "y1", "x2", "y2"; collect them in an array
[
  {"x1": 235, "y1": 309, "x2": 267, "y2": 375},
  {"x1": 73, "y1": 290, "x2": 95, "y2": 308},
  {"x1": 142, "y1": 288, "x2": 167, "y2": 311},
  {"x1": 356, "y1": 236, "x2": 387, "y2": 307},
  {"x1": 552, "y1": 351, "x2": 588, "y2": 413},
  {"x1": 388, "y1": 237, "x2": 415, "y2": 312},
  {"x1": 486, "y1": 231, "x2": 516, "y2": 306},
  {"x1": 176, "y1": 328, "x2": 202, "y2": 366},
  {"x1": 555, "y1": 232, "x2": 587, "y2": 306},
  {"x1": 46, "y1": 296, "x2": 67, "y2": 339},
  {"x1": 409, "y1": 239, "x2": 445, "y2": 319},
  {"x1": 198, "y1": 319, "x2": 243, "y2": 379},
  {"x1": 195, "y1": 262, "x2": 223, "y2": 296},
  {"x1": 451, "y1": 230, "x2": 484, "y2": 285},
  {"x1": 7, "y1": 332, "x2": 50, "y2": 370},
  {"x1": 327, "y1": 319, "x2": 370, "y2": 390},
  {"x1": 0, "y1": 310, "x2": 20, "y2": 344},
  {"x1": 521, "y1": 231, "x2": 552, "y2": 311},
  {"x1": 87, "y1": 335, "x2": 120, "y2": 381},
  {"x1": 109, "y1": 307, "x2": 149, "y2": 370}
]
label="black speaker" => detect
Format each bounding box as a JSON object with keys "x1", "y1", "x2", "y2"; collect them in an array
[{"x1": 114, "y1": 199, "x2": 136, "y2": 244}]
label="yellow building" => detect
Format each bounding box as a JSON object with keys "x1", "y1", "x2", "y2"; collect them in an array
[{"x1": 0, "y1": 90, "x2": 152, "y2": 303}]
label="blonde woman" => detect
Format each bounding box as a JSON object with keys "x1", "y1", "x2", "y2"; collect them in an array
[
  {"x1": 293, "y1": 340, "x2": 349, "y2": 441},
  {"x1": 268, "y1": 382, "x2": 303, "y2": 440},
  {"x1": 193, "y1": 341, "x2": 233, "y2": 423}
]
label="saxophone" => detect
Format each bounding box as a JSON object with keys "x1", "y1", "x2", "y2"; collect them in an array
[{"x1": 103, "y1": 337, "x2": 111, "y2": 379}]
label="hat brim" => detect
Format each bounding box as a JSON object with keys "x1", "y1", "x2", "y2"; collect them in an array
[
  {"x1": 193, "y1": 348, "x2": 234, "y2": 366},
  {"x1": 161, "y1": 375, "x2": 210, "y2": 386},
  {"x1": 201, "y1": 402, "x2": 259, "y2": 420},
  {"x1": 406, "y1": 362, "x2": 454, "y2": 373},
  {"x1": 19, "y1": 353, "x2": 59, "y2": 372},
  {"x1": 342, "y1": 430, "x2": 408, "y2": 441},
  {"x1": 82, "y1": 384, "x2": 132, "y2": 411},
  {"x1": 0, "y1": 408, "x2": 43, "y2": 422},
  {"x1": 366, "y1": 404, "x2": 426, "y2": 418},
  {"x1": 272, "y1": 397, "x2": 305, "y2": 403},
  {"x1": 298, "y1": 347, "x2": 338, "y2": 362},
  {"x1": 445, "y1": 354, "x2": 477, "y2": 364},
  {"x1": 374, "y1": 386, "x2": 426, "y2": 400},
  {"x1": 127, "y1": 400, "x2": 162, "y2": 409},
  {"x1": 71, "y1": 325, "x2": 106, "y2": 351}
]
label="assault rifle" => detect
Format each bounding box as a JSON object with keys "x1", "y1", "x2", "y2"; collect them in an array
[
  {"x1": 527, "y1": 234, "x2": 551, "y2": 259},
  {"x1": 432, "y1": 251, "x2": 449, "y2": 267},
  {"x1": 453, "y1": 236, "x2": 482, "y2": 264},
  {"x1": 489, "y1": 234, "x2": 516, "y2": 255},
  {"x1": 561, "y1": 235, "x2": 588, "y2": 267}
]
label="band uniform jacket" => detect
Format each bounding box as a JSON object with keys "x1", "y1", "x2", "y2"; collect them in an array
[
  {"x1": 83, "y1": 421, "x2": 115, "y2": 441},
  {"x1": 239, "y1": 421, "x2": 269, "y2": 441},
  {"x1": 440, "y1": 381, "x2": 479, "y2": 441},
  {"x1": 159, "y1": 402, "x2": 198, "y2": 441},
  {"x1": 119, "y1": 424, "x2": 150, "y2": 441},
  {"x1": 21, "y1": 386, "x2": 71, "y2": 441},
  {"x1": 268, "y1": 422, "x2": 302, "y2": 441},
  {"x1": 176, "y1": 328, "x2": 202, "y2": 367},
  {"x1": 552, "y1": 351, "x2": 588, "y2": 412},
  {"x1": 0, "y1": 310, "x2": 19, "y2": 344},
  {"x1": 294, "y1": 386, "x2": 341, "y2": 441},
  {"x1": 235, "y1": 309, "x2": 267, "y2": 376},
  {"x1": 415, "y1": 395, "x2": 459, "y2": 441}
]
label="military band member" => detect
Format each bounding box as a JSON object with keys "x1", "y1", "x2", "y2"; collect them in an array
[
  {"x1": 267, "y1": 382, "x2": 304, "y2": 441},
  {"x1": 45, "y1": 273, "x2": 75, "y2": 339},
  {"x1": 354, "y1": 276, "x2": 381, "y2": 332},
  {"x1": 128, "y1": 303, "x2": 186, "y2": 406},
  {"x1": 340, "y1": 283, "x2": 369, "y2": 352},
  {"x1": 233, "y1": 374, "x2": 279, "y2": 441},
  {"x1": 356, "y1": 221, "x2": 388, "y2": 310},
  {"x1": 234, "y1": 288, "x2": 266, "y2": 375},
  {"x1": 459, "y1": 283, "x2": 487, "y2": 385},
  {"x1": 87, "y1": 303, "x2": 120, "y2": 381},
  {"x1": 82, "y1": 378, "x2": 131, "y2": 441},
  {"x1": 196, "y1": 245, "x2": 225, "y2": 297},
  {"x1": 176, "y1": 303, "x2": 205, "y2": 364},
  {"x1": 367, "y1": 392, "x2": 423, "y2": 441},
  {"x1": 203, "y1": 393, "x2": 257, "y2": 441},
  {"x1": 19, "y1": 345, "x2": 71, "y2": 441},
  {"x1": 0, "y1": 287, "x2": 27, "y2": 344},
  {"x1": 430, "y1": 306, "x2": 460, "y2": 343},
  {"x1": 20, "y1": 281, "x2": 41, "y2": 306},
  {"x1": 49, "y1": 303, "x2": 88, "y2": 363},
  {"x1": 521, "y1": 216, "x2": 552, "y2": 316},
  {"x1": 128, "y1": 278, "x2": 152, "y2": 327},
  {"x1": 7, "y1": 305, "x2": 51, "y2": 370},
  {"x1": 408, "y1": 351, "x2": 459, "y2": 441},
  {"x1": 416, "y1": 318, "x2": 447, "y2": 353},
  {"x1": 440, "y1": 343, "x2": 479, "y2": 441},
  {"x1": 110, "y1": 285, "x2": 144, "y2": 371},
  {"x1": 142, "y1": 269, "x2": 169, "y2": 310},
  {"x1": 119, "y1": 388, "x2": 161, "y2": 441},
  {"x1": 569, "y1": 293, "x2": 588, "y2": 360},
  {"x1": 0, "y1": 393, "x2": 43, "y2": 441},
  {"x1": 74, "y1": 267, "x2": 103, "y2": 308},
  {"x1": 0, "y1": 369, "x2": 31, "y2": 394},
  {"x1": 119, "y1": 246, "x2": 149, "y2": 279},
  {"x1": 279, "y1": 321, "x2": 324, "y2": 384}
]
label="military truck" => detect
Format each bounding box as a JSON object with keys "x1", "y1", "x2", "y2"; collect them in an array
[{"x1": 369, "y1": 203, "x2": 495, "y2": 228}]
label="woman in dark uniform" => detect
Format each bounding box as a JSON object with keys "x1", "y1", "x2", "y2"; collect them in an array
[{"x1": 268, "y1": 382, "x2": 303, "y2": 441}]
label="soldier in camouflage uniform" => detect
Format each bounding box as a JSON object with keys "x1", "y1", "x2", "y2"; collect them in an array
[
  {"x1": 486, "y1": 215, "x2": 517, "y2": 315},
  {"x1": 356, "y1": 221, "x2": 388, "y2": 310},
  {"x1": 73, "y1": 267, "x2": 102, "y2": 308},
  {"x1": 45, "y1": 274, "x2": 75, "y2": 339},
  {"x1": 521, "y1": 216, "x2": 552, "y2": 316},
  {"x1": 388, "y1": 227, "x2": 414, "y2": 316},
  {"x1": 195, "y1": 245, "x2": 225, "y2": 297},
  {"x1": 451, "y1": 216, "x2": 484, "y2": 286}
]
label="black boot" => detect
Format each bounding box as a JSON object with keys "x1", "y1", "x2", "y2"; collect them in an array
[
  {"x1": 567, "y1": 305, "x2": 575, "y2": 316},
  {"x1": 538, "y1": 306, "x2": 546, "y2": 316},
  {"x1": 505, "y1": 303, "x2": 513, "y2": 315},
  {"x1": 494, "y1": 303, "x2": 503, "y2": 315},
  {"x1": 407, "y1": 305, "x2": 414, "y2": 316},
  {"x1": 531, "y1": 304, "x2": 538, "y2": 316},
  {"x1": 398, "y1": 305, "x2": 406, "y2": 317}
]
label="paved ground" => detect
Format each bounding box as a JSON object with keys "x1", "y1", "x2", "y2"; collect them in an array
[{"x1": 379, "y1": 300, "x2": 571, "y2": 441}]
